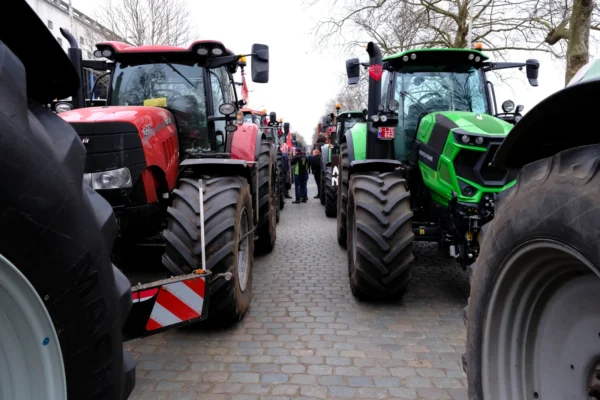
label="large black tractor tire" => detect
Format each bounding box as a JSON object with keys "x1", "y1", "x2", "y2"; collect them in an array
[
  {"x1": 275, "y1": 164, "x2": 281, "y2": 224},
  {"x1": 277, "y1": 150, "x2": 285, "y2": 211},
  {"x1": 320, "y1": 170, "x2": 326, "y2": 205},
  {"x1": 347, "y1": 172, "x2": 414, "y2": 300},
  {"x1": 0, "y1": 44, "x2": 134, "y2": 399},
  {"x1": 465, "y1": 144, "x2": 600, "y2": 400},
  {"x1": 336, "y1": 144, "x2": 350, "y2": 247},
  {"x1": 162, "y1": 176, "x2": 254, "y2": 324},
  {"x1": 324, "y1": 166, "x2": 337, "y2": 218},
  {"x1": 253, "y1": 142, "x2": 277, "y2": 254}
]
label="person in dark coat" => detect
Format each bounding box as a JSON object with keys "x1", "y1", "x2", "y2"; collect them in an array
[
  {"x1": 282, "y1": 150, "x2": 292, "y2": 199},
  {"x1": 291, "y1": 148, "x2": 309, "y2": 203}
]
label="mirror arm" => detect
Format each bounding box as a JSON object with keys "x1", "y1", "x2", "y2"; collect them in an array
[{"x1": 208, "y1": 115, "x2": 235, "y2": 122}]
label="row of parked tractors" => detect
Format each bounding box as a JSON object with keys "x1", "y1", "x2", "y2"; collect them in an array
[
  {"x1": 315, "y1": 42, "x2": 600, "y2": 399},
  {"x1": 3, "y1": 1, "x2": 600, "y2": 398}
]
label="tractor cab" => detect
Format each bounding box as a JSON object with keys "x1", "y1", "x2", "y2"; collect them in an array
[
  {"x1": 337, "y1": 110, "x2": 367, "y2": 142},
  {"x1": 347, "y1": 48, "x2": 540, "y2": 163}
]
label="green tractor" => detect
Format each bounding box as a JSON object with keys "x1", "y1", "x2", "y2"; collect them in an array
[
  {"x1": 338, "y1": 42, "x2": 539, "y2": 299},
  {"x1": 321, "y1": 108, "x2": 367, "y2": 217}
]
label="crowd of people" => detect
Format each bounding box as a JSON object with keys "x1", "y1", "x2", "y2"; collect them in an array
[{"x1": 289, "y1": 136, "x2": 327, "y2": 204}]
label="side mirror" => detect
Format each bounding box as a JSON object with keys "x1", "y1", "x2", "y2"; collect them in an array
[
  {"x1": 250, "y1": 44, "x2": 269, "y2": 83},
  {"x1": 526, "y1": 59, "x2": 539, "y2": 87},
  {"x1": 270, "y1": 111, "x2": 277, "y2": 124},
  {"x1": 283, "y1": 122, "x2": 290, "y2": 134},
  {"x1": 346, "y1": 58, "x2": 360, "y2": 85}
]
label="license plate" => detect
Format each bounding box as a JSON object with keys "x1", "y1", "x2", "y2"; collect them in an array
[{"x1": 378, "y1": 126, "x2": 395, "y2": 140}]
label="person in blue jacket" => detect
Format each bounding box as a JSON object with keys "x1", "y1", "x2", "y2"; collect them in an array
[{"x1": 291, "y1": 148, "x2": 309, "y2": 203}]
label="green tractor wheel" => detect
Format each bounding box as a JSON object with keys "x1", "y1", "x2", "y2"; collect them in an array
[
  {"x1": 347, "y1": 172, "x2": 414, "y2": 299},
  {"x1": 324, "y1": 166, "x2": 336, "y2": 218},
  {"x1": 336, "y1": 144, "x2": 350, "y2": 247}
]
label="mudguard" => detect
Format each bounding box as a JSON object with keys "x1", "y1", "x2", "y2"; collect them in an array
[
  {"x1": 345, "y1": 123, "x2": 367, "y2": 163},
  {"x1": 229, "y1": 121, "x2": 260, "y2": 162},
  {"x1": 180, "y1": 158, "x2": 252, "y2": 181},
  {"x1": 495, "y1": 78, "x2": 600, "y2": 169}
]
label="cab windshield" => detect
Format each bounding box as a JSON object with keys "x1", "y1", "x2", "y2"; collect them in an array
[
  {"x1": 393, "y1": 66, "x2": 488, "y2": 144},
  {"x1": 111, "y1": 60, "x2": 209, "y2": 150}
]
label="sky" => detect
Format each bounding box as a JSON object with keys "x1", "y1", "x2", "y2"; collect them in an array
[{"x1": 73, "y1": 0, "x2": 570, "y2": 145}]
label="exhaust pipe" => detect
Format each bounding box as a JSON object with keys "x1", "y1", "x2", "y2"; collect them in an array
[{"x1": 60, "y1": 28, "x2": 85, "y2": 109}]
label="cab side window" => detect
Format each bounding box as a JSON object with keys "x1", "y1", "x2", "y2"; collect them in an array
[{"x1": 210, "y1": 68, "x2": 227, "y2": 150}]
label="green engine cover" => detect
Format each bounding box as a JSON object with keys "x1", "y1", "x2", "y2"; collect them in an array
[{"x1": 415, "y1": 111, "x2": 516, "y2": 205}]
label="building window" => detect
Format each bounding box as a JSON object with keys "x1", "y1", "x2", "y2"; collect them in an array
[
  {"x1": 57, "y1": 37, "x2": 62, "y2": 46},
  {"x1": 80, "y1": 36, "x2": 85, "y2": 45},
  {"x1": 48, "y1": 20, "x2": 53, "y2": 29}
]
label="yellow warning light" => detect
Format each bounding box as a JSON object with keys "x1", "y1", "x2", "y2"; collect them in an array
[
  {"x1": 466, "y1": 231, "x2": 473, "y2": 241},
  {"x1": 335, "y1": 103, "x2": 341, "y2": 109},
  {"x1": 474, "y1": 42, "x2": 483, "y2": 50},
  {"x1": 239, "y1": 56, "x2": 247, "y2": 63},
  {"x1": 419, "y1": 229, "x2": 425, "y2": 235},
  {"x1": 279, "y1": 118, "x2": 283, "y2": 122},
  {"x1": 262, "y1": 109, "x2": 267, "y2": 114}
]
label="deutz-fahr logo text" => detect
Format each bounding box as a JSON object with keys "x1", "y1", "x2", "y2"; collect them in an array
[{"x1": 419, "y1": 149, "x2": 433, "y2": 162}]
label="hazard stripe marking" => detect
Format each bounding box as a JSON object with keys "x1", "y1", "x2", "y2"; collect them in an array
[
  {"x1": 132, "y1": 288, "x2": 159, "y2": 303},
  {"x1": 144, "y1": 277, "x2": 206, "y2": 331},
  {"x1": 147, "y1": 302, "x2": 180, "y2": 328},
  {"x1": 166, "y1": 281, "x2": 204, "y2": 316},
  {"x1": 146, "y1": 317, "x2": 162, "y2": 331},
  {"x1": 181, "y1": 277, "x2": 206, "y2": 299},
  {"x1": 155, "y1": 285, "x2": 201, "y2": 321}
]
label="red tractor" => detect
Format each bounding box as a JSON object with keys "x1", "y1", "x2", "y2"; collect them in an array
[
  {"x1": 57, "y1": 31, "x2": 276, "y2": 324},
  {"x1": 242, "y1": 108, "x2": 286, "y2": 219}
]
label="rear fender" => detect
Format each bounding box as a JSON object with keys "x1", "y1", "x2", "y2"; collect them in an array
[
  {"x1": 495, "y1": 78, "x2": 600, "y2": 169},
  {"x1": 349, "y1": 159, "x2": 401, "y2": 178},
  {"x1": 229, "y1": 121, "x2": 259, "y2": 162},
  {"x1": 180, "y1": 158, "x2": 252, "y2": 183},
  {"x1": 345, "y1": 123, "x2": 368, "y2": 163}
]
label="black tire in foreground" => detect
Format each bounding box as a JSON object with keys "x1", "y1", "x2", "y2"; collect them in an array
[
  {"x1": 336, "y1": 144, "x2": 350, "y2": 247},
  {"x1": 277, "y1": 150, "x2": 285, "y2": 211},
  {"x1": 163, "y1": 176, "x2": 254, "y2": 324},
  {"x1": 324, "y1": 166, "x2": 337, "y2": 218},
  {"x1": 347, "y1": 172, "x2": 414, "y2": 300},
  {"x1": 0, "y1": 43, "x2": 134, "y2": 399},
  {"x1": 465, "y1": 144, "x2": 600, "y2": 400},
  {"x1": 253, "y1": 142, "x2": 277, "y2": 254},
  {"x1": 320, "y1": 170, "x2": 326, "y2": 205}
]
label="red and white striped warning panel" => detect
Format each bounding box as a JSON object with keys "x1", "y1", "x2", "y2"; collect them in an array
[
  {"x1": 132, "y1": 288, "x2": 159, "y2": 303},
  {"x1": 145, "y1": 277, "x2": 206, "y2": 331}
]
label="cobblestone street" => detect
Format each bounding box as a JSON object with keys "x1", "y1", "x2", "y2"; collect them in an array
[{"x1": 126, "y1": 181, "x2": 470, "y2": 400}]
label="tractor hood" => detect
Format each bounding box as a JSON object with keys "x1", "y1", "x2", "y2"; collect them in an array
[
  {"x1": 59, "y1": 106, "x2": 177, "y2": 142},
  {"x1": 431, "y1": 111, "x2": 513, "y2": 136}
]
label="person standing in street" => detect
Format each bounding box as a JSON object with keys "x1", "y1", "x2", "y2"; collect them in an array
[
  {"x1": 291, "y1": 148, "x2": 309, "y2": 203},
  {"x1": 311, "y1": 148, "x2": 322, "y2": 199}
]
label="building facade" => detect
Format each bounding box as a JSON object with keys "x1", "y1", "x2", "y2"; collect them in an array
[{"x1": 26, "y1": 0, "x2": 124, "y2": 99}]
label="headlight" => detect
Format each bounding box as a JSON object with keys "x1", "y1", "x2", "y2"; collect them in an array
[
  {"x1": 84, "y1": 167, "x2": 132, "y2": 190},
  {"x1": 197, "y1": 48, "x2": 209, "y2": 56},
  {"x1": 212, "y1": 48, "x2": 223, "y2": 56},
  {"x1": 502, "y1": 100, "x2": 515, "y2": 113},
  {"x1": 380, "y1": 115, "x2": 388, "y2": 122},
  {"x1": 388, "y1": 100, "x2": 400, "y2": 112},
  {"x1": 55, "y1": 102, "x2": 72, "y2": 113},
  {"x1": 101, "y1": 49, "x2": 113, "y2": 58},
  {"x1": 461, "y1": 134, "x2": 470, "y2": 144},
  {"x1": 371, "y1": 115, "x2": 380, "y2": 122},
  {"x1": 475, "y1": 136, "x2": 484, "y2": 145},
  {"x1": 219, "y1": 103, "x2": 236, "y2": 115}
]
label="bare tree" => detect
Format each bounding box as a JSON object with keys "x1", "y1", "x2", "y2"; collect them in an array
[
  {"x1": 531, "y1": 0, "x2": 597, "y2": 83},
  {"x1": 97, "y1": 0, "x2": 192, "y2": 46}
]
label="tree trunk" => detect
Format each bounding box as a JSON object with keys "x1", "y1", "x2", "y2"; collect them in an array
[{"x1": 565, "y1": 0, "x2": 594, "y2": 84}]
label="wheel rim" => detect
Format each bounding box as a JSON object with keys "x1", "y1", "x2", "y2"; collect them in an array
[
  {"x1": 481, "y1": 239, "x2": 600, "y2": 400},
  {"x1": 0, "y1": 254, "x2": 66, "y2": 399},
  {"x1": 237, "y1": 208, "x2": 250, "y2": 292}
]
